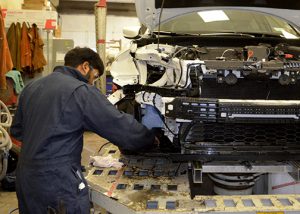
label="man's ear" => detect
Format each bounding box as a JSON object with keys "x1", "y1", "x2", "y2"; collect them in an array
[
  {"x1": 76, "y1": 61, "x2": 90, "y2": 75},
  {"x1": 82, "y1": 61, "x2": 90, "y2": 74}
]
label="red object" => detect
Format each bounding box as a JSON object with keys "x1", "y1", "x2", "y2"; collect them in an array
[
  {"x1": 97, "y1": 39, "x2": 106, "y2": 44},
  {"x1": 247, "y1": 50, "x2": 254, "y2": 58},
  {"x1": 285, "y1": 53, "x2": 294, "y2": 59},
  {"x1": 0, "y1": 6, "x2": 13, "y2": 90},
  {"x1": 44, "y1": 19, "x2": 56, "y2": 30},
  {"x1": 11, "y1": 136, "x2": 22, "y2": 148},
  {"x1": 96, "y1": 0, "x2": 107, "y2": 7},
  {"x1": 107, "y1": 168, "x2": 125, "y2": 197},
  {"x1": 1, "y1": 9, "x2": 7, "y2": 18},
  {"x1": 0, "y1": 78, "x2": 17, "y2": 106},
  {"x1": 272, "y1": 181, "x2": 300, "y2": 190},
  {"x1": 112, "y1": 83, "x2": 118, "y2": 93}
]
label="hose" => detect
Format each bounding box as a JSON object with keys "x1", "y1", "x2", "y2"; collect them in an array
[
  {"x1": 0, "y1": 125, "x2": 12, "y2": 150},
  {"x1": 0, "y1": 100, "x2": 12, "y2": 181},
  {"x1": 0, "y1": 99, "x2": 12, "y2": 128},
  {"x1": 0, "y1": 126, "x2": 11, "y2": 181},
  {"x1": 8, "y1": 207, "x2": 19, "y2": 214},
  {"x1": 0, "y1": 151, "x2": 8, "y2": 181}
]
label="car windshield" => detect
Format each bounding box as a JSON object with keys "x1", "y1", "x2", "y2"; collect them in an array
[{"x1": 156, "y1": 9, "x2": 300, "y2": 39}]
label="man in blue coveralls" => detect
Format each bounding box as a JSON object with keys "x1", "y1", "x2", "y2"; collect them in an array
[{"x1": 11, "y1": 47, "x2": 158, "y2": 214}]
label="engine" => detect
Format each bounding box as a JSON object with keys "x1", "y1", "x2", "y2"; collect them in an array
[{"x1": 110, "y1": 38, "x2": 300, "y2": 162}]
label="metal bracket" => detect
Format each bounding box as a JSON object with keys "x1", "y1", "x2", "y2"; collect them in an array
[
  {"x1": 192, "y1": 161, "x2": 203, "y2": 183},
  {"x1": 191, "y1": 161, "x2": 300, "y2": 184},
  {"x1": 289, "y1": 161, "x2": 300, "y2": 181},
  {"x1": 200, "y1": 161, "x2": 294, "y2": 173}
]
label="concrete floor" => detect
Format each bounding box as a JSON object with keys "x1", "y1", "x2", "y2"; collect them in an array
[{"x1": 0, "y1": 132, "x2": 107, "y2": 214}]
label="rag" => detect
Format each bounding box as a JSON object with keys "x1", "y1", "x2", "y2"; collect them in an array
[{"x1": 90, "y1": 155, "x2": 123, "y2": 169}]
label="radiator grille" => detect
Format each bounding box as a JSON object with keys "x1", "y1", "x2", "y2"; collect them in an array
[{"x1": 184, "y1": 122, "x2": 300, "y2": 144}]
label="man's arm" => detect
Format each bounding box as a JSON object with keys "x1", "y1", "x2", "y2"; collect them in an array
[{"x1": 75, "y1": 85, "x2": 156, "y2": 152}]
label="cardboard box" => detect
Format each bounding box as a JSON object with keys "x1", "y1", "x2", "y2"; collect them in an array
[
  {"x1": 22, "y1": 4, "x2": 45, "y2": 10},
  {"x1": 22, "y1": 0, "x2": 46, "y2": 10},
  {"x1": 23, "y1": 0, "x2": 46, "y2": 4},
  {"x1": 22, "y1": 0, "x2": 47, "y2": 10}
]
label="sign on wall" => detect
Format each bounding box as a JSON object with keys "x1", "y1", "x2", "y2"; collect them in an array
[
  {"x1": 1, "y1": 8, "x2": 7, "y2": 18},
  {"x1": 2, "y1": 9, "x2": 57, "y2": 30}
]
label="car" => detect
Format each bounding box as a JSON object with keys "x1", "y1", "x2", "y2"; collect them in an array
[{"x1": 109, "y1": 0, "x2": 300, "y2": 162}]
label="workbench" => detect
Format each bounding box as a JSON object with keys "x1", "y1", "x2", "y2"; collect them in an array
[{"x1": 87, "y1": 145, "x2": 300, "y2": 214}]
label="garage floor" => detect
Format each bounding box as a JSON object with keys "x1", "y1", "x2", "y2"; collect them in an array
[{"x1": 0, "y1": 132, "x2": 107, "y2": 214}]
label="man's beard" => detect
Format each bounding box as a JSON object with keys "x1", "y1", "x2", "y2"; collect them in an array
[{"x1": 84, "y1": 69, "x2": 93, "y2": 85}]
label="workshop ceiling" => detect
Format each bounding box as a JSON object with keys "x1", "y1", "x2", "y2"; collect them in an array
[{"x1": 58, "y1": 0, "x2": 136, "y2": 14}]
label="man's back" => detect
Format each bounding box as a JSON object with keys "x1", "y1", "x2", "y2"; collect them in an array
[
  {"x1": 12, "y1": 66, "x2": 155, "y2": 162},
  {"x1": 13, "y1": 67, "x2": 88, "y2": 161}
]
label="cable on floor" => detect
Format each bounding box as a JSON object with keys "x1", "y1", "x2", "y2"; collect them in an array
[{"x1": 8, "y1": 207, "x2": 19, "y2": 214}]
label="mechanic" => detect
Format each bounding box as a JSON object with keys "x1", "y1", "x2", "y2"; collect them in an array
[{"x1": 10, "y1": 47, "x2": 158, "y2": 214}]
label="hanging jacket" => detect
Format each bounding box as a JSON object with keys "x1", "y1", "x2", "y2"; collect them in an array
[
  {"x1": 6, "y1": 22, "x2": 22, "y2": 71},
  {"x1": 0, "y1": 6, "x2": 13, "y2": 89},
  {"x1": 16, "y1": 22, "x2": 21, "y2": 71},
  {"x1": 20, "y1": 22, "x2": 31, "y2": 71},
  {"x1": 6, "y1": 23, "x2": 16, "y2": 66},
  {"x1": 28, "y1": 23, "x2": 47, "y2": 77}
]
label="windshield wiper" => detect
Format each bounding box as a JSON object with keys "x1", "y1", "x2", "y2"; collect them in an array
[
  {"x1": 152, "y1": 31, "x2": 198, "y2": 36},
  {"x1": 200, "y1": 32, "x2": 255, "y2": 38},
  {"x1": 201, "y1": 32, "x2": 284, "y2": 38},
  {"x1": 152, "y1": 31, "x2": 287, "y2": 38}
]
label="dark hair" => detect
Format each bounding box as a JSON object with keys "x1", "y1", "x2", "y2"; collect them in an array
[{"x1": 64, "y1": 47, "x2": 104, "y2": 76}]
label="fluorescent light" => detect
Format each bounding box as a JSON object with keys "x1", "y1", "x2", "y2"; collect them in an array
[{"x1": 198, "y1": 10, "x2": 229, "y2": 23}]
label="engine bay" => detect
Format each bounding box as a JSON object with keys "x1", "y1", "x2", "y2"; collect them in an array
[{"x1": 110, "y1": 36, "x2": 300, "y2": 162}]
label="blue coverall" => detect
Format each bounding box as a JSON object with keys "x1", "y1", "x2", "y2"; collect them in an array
[{"x1": 11, "y1": 66, "x2": 155, "y2": 214}]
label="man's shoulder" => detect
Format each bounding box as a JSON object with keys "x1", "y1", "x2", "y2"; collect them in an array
[
  {"x1": 74, "y1": 84, "x2": 107, "y2": 104},
  {"x1": 74, "y1": 83, "x2": 101, "y2": 95},
  {"x1": 45, "y1": 72, "x2": 89, "y2": 92},
  {"x1": 22, "y1": 73, "x2": 87, "y2": 97}
]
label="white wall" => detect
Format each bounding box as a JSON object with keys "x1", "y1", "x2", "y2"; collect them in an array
[
  {"x1": 60, "y1": 13, "x2": 140, "y2": 51},
  {"x1": 60, "y1": 14, "x2": 97, "y2": 50},
  {"x1": 107, "y1": 14, "x2": 140, "y2": 50}
]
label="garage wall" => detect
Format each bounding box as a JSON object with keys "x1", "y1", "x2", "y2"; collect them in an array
[
  {"x1": 60, "y1": 14, "x2": 97, "y2": 50},
  {"x1": 60, "y1": 12, "x2": 140, "y2": 51},
  {"x1": 106, "y1": 13, "x2": 140, "y2": 50},
  {"x1": 268, "y1": 173, "x2": 300, "y2": 194},
  {"x1": 1, "y1": 1, "x2": 140, "y2": 51}
]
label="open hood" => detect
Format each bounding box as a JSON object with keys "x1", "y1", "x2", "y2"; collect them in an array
[{"x1": 135, "y1": 0, "x2": 300, "y2": 32}]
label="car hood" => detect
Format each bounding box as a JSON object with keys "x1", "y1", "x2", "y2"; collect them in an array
[{"x1": 135, "y1": 0, "x2": 300, "y2": 32}]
